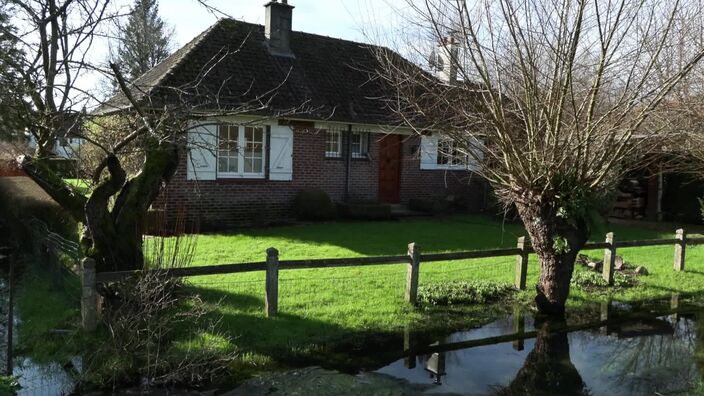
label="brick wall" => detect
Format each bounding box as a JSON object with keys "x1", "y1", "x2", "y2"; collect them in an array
[
  {"x1": 399, "y1": 135, "x2": 486, "y2": 211},
  {"x1": 155, "y1": 128, "x2": 486, "y2": 230}
]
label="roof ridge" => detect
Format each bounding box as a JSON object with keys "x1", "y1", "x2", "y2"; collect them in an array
[{"x1": 217, "y1": 17, "x2": 387, "y2": 51}]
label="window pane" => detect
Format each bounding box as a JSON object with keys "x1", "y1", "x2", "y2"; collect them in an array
[
  {"x1": 243, "y1": 126, "x2": 265, "y2": 174},
  {"x1": 326, "y1": 131, "x2": 341, "y2": 157},
  {"x1": 351, "y1": 132, "x2": 368, "y2": 158},
  {"x1": 218, "y1": 124, "x2": 239, "y2": 173}
]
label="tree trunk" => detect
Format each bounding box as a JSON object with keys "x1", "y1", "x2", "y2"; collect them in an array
[{"x1": 515, "y1": 193, "x2": 589, "y2": 316}]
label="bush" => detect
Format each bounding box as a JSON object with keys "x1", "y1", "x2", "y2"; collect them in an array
[
  {"x1": 417, "y1": 280, "x2": 516, "y2": 306},
  {"x1": 408, "y1": 198, "x2": 449, "y2": 213},
  {"x1": 338, "y1": 202, "x2": 392, "y2": 220},
  {"x1": 0, "y1": 376, "x2": 20, "y2": 395},
  {"x1": 570, "y1": 270, "x2": 637, "y2": 291},
  {"x1": 292, "y1": 188, "x2": 336, "y2": 221}
]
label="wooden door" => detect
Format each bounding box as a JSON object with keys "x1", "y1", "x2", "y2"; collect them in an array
[{"x1": 379, "y1": 134, "x2": 402, "y2": 203}]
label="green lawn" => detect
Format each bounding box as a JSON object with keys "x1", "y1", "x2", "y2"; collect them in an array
[
  {"x1": 15, "y1": 213, "x2": 704, "y2": 385},
  {"x1": 171, "y1": 214, "x2": 704, "y2": 370}
]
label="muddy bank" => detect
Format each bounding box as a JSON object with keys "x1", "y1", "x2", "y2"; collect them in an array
[{"x1": 224, "y1": 367, "x2": 458, "y2": 396}]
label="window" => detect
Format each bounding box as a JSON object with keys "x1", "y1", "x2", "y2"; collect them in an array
[
  {"x1": 217, "y1": 124, "x2": 266, "y2": 178},
  {"x1": 437, "y1": 138, "x2": 468, "y2": 168},
  {"x1": 351, "y1": 132, "x2": 369, "y2": 158},
  {"x1": 325, "y1": 130, "x2": 342, "y2": 158}
]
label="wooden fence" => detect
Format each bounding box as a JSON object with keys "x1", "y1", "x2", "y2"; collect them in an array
[{"x1": 79, "y1": 228, "x2": 704, "y2": 330}]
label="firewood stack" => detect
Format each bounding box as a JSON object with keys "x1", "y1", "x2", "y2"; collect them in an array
[{"x1": 611, "y1": 178, "x2": 646, "y2": 219}]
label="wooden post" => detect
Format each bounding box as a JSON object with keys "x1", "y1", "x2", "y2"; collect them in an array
[
  {"x1": 515, "y1": 237, "x2": 528, "y2": 290},
  {"x1": 81, "y1": 257, "x2": 98, "y2": 331},
  {"x1": 406, "y1": 243, "x2": 420, "y2": 305},
  {"x1": 603, "y1": 232, "x2": 615, "y2": 286},
  {"x1": 674, "y1": 229, "x2": 686, "y2": 272},
  {"x1": 265, "y1": 248, "x2": 279, "y2": 317}
]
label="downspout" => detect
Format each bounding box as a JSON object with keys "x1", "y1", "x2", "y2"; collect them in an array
[{"x1": 345, "y1": 124, "x2": 352, "y2": 202}]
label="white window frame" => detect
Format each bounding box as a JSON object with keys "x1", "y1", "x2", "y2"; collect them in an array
[
  {"x1": 436, "y1": 137, "x2": 469, "y2": 170},
  {"x1": 351, "y1": 132, "x2": 369, "y2": 159},
  {"x1": 325, "y1": 130, "x2": 343, "y2": 158},
  {"x1": 216, "y1": 124, "x2": 267, "y2": 179}
]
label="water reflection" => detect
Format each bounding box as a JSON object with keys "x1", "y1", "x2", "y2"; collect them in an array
[
  {"x1": 497, "y1": 317, "x2": 587, "y2": 395},
  {"x1": 377, "y1": 305, "x2": 704, "y2": 395}
]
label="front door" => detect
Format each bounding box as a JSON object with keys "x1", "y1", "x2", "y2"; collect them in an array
[{"x1": 379, "y1": 134, "x2": 402, "y2": 203}]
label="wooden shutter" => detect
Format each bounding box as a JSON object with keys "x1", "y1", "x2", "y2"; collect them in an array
[
  {"x1": 467, "y1": 136, "x2": 484, "y2": 172},
  {"x1": 186, "y1": 122, "x2": 217, "y2": 181},
  {"x1": 269, "y1": 125, "x2": 294, "y2": 181},
  {"x1": 419, "y1": 134, "x2": 438, "y2": 170}
]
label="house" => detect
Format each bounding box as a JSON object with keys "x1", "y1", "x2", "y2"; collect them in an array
[{"x1": 99, "y1": 0, "x2": 487, "y2": 229}]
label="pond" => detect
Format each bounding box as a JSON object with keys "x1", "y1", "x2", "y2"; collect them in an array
[
  {"x1": 9, "y1": 298, "x2": 704, "y2": 395},
  {"x1": 232, "y1": 298, "x2": 704, "y2": 395},
  {"x1": 376, "y1": 310, "x2": 701, "y2": 395}
]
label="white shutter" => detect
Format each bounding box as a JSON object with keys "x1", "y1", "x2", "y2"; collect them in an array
[
  {"x1": 419, "y1": 134, "x2": 438, "y2": 170},
  {"x1": 467, "y1": 136, "x2": 484, "y2": 172},
  {"x1": 269, "y1": 125, "x2": 294, "y2": 181},
  {"x1": 186, "y1": 122, "x2": 217, "y2": 181}
]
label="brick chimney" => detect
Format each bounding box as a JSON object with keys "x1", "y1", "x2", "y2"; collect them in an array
[
  {"x1": 430, "y1": 31, "x2": 460, "y2": 83},
  {"x1": 264, "y1": 0, "x2": 294, "y2": 56}
]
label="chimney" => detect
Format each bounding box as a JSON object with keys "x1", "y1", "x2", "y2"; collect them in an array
[
  {"x1": 430, "y1": 31, "x2": 460, "y2": 83},
  {"x1": 264, "y1": 0, "x2": 294, "y2": 56}
]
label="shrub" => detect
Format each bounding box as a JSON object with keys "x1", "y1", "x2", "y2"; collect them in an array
[
  {"x1": 338, "y1": 202, "x2": 392, "y2": 220},
  {"x1": 292, "y1": 188, "x2": 336, "y2": 221},
  {"x1": 408, "y1": 198, "x2": 449, "y2": 213},
  {"x1": 570, "y1": 270, "x2": 637, "y2": 291},
  {"x1": 418, "y1": 280, "x2": 516, "y2": 306},
  {"x1": 0, "y1": 376, "x2": 20, "y2": 395}
]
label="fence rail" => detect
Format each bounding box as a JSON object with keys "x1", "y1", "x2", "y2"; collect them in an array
[{"x1": 80, "y1": 228, "x2": 703, "y2": 330}]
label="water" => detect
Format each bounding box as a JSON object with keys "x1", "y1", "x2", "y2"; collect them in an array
[
  {"x1": 375, "y1": 310, "x2": 703, "y2": 395},
  {"x1": 8, "y1": 297, "x2": 704, "y2": 395}
]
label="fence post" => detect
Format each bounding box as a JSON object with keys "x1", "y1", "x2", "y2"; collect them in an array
[
  {"x1": 674, "y1": 229, "x2": 686, "y2": 272},
  {"x1": 265, "y1": 247, "x2": 279, "y2": 317},
  {"x1": 81, "y1": 257, "x2": 98, "y2": 331},
  {"x1": 603, "y1": 232, "x2": 615, "y2": 286},
  {"x1": 406, "y1": 243, "x2": 421, "y2": 305},
  {"x1": 515, "y1": 237, "x2": 528, "y2": 290}
]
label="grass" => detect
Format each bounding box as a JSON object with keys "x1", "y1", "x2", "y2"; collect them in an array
[
  {"x1": 16, "y1": 214, "x2": 704, "y2": 386},
  {"x1": 13, "y1": 258, "x2": 82, "y2": 364},
  {"x1": 63, "y1": 178, "x2": 90, "y2": 196},
  {"x1": 166, "y1": 214, "x2": 704, "y2": 373}
]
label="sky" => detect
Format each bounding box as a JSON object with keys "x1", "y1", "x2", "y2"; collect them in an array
[
  {"x1": 156, "y1": 0, "x2": 400, "y2": 48},
  {"x1": 78, "y1": 0, "x2": 410, "y2": 103}
]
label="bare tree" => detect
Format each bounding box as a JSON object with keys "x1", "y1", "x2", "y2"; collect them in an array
[
  {"x1": 2, "y1": 1, "x2": 307, "y2": 272},
  {"x1": 376, "y1": 0, "x2": 704, "y2": 314}
]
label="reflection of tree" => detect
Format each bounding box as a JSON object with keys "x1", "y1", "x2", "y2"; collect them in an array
[
  {"x1": 497, "y1": 317, "x2": 588, "y2": 396},
  {"x1": 695, "y1": 312, "x2": 704, "y2": 378},
  {"x1": 594, "y1": 316, "x2": 698, "y2": 393}
]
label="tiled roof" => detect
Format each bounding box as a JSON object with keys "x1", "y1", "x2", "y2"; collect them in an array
[{"x1": 97, "y1": 18, "x2": 414, "y2": 125}]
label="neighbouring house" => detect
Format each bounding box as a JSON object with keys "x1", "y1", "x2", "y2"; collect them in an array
[
  {"x1": 26, "y1": 111, "x2": 85, "y2": 160},
  {"x1": 98, "y1": 0, "x2": 487, "y2": 229}
]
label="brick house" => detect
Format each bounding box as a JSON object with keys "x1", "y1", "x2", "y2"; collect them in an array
[{"x1": 100, "y1": 1, "x2": 487, "y2": 229}]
